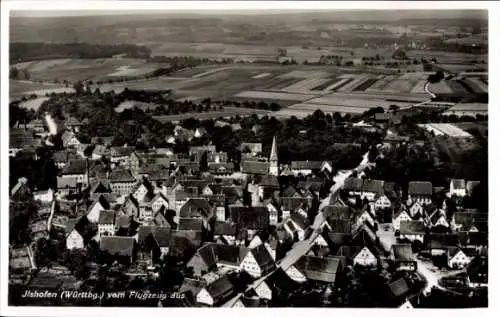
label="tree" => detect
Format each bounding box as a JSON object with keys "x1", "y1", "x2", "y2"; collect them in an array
[
  {"x1": 10, "y1": 67, "x2": 20, "y2": 79},
  {"x1": 389, "y1": 104, "x2": 400, "y2": 112}
]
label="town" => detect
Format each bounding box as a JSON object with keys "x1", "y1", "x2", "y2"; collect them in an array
[{"x1": 7, "y1": 8, "x2": 488, "y2": 309}]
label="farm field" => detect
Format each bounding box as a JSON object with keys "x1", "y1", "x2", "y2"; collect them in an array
[
  {"x1": 304, "y1": 96, "x2": 417, "y2": 109},
  {"x1": 234, "y1": 91, "x2": 314, "y2": 102},
  {"x1": 115, "y1": 100, "x2": 161, "y2": 112},
  {"x1": 152, "y1": 107, "x2": 270, "y2": 123},
  {"x1": 418, "y1": 123, "x2": 473, "y2": 138},
  {"x1": 9, "y1": 79, "x2": 69, "y2": 100},
  {"x1": 429, "y1": 81, "x2": 453, "y2": 94},
  {"x1": 18, "y1": 97, "x2": 50, "y2": 111},
  {"x1": 11, "y1": 58, "x2": 169, "y2": 83}
]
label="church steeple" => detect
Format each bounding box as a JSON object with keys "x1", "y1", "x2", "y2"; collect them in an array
[{"x1": 269, "y1": 136, "x2": 279, "y2": 176}]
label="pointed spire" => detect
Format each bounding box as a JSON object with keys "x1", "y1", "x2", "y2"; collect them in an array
[{"x1": 270, "y1": 136, "x2": 278, "y2": 162}]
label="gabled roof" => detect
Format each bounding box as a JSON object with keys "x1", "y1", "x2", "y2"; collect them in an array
[
  {"x1": 269, "y1": 136, "x2": 278, "y2": 161},
  {"x1": 295, "y1": 255, "x2": 341, "y2": 283},
  {"x1": 336, "y1": 245, "x2": 360, "y2": 260},
  {"x1": 362, "y1": 179, "x2": 384, "y2": 194},
  {"x1": 289, "y1": 213, "x2": 310, "y2": 230},
  {"x1": 259, "y1": 175, "x2": 279, "y2": 187},
  {"x1": 291, "y1": 161, "x2": 323, "y2": 170},
  {"x1": 392, "y1": 244, "x2": 415, "y2": 261},
  {"x1": 351, "y1": 225, "x2": 379, "y2": 248},
  {"x1": 408, "y1": 181, "x2": 433, "y2": 196},
  {"x1": 109, "y1": 168, "x2": 136, "y2": 183},
  {"x1": 61, "y1": 159, "x2": 92, "y2": 175},
  {"x1": 53, "y1": 150, "x2": 78, "y2": 163},
  {"x1": 179, "y1": 198, "x2": 212, "y2": 219},
  {"x1": 208, "y1": 162, "x2": 234, "y2": 174},
  {"x1": 344, "y1": 177, "x2": 363, "y2": 191},
  {"x1": 249, "y1": 244, "x2": 274, "y2": 270},
  {"x1": 98, "y1": 210, "x2": 115, "y2": 225},
  {"x1": 214, "y1": 222, "x2": 237, "y2": 236},
  {"x1": 400, "y1": 221, "x2": 426, "y2": 235},
  {"x1": 240, "y1": 160, "x2": 269, "y2": 175},
  {"x1": 451, "y1": 179, "x2": 466, "y2": 190},
  {"x1": 326, "y1": 218, "x2": 351, "y2": 234},
  {"x1": 280, "y1": 197, "x2": 312, "y2": 211},
  {"x1": 324, "y1": 205, "x2": 351, "y2": 220},
  {"x1": 180, "y1": 278, "x2": 207, "y2": 297},
  {"x1": 100, "y1": 236, "x2": 135, "y2": 257},
  {"x1": 282, "y1": 185, "x2": 298, "y2": 198},
  {"x1": 57, "y1": 177, "x2": 78, "y2": 189},
  {"x1": 229, "y1": 205, "x2": 269, "y2": 229},
  {"x1": 388, "y1": 277, "x2": 410, "y2": 297},
  {"x1": 178, "y1": 217, "x2": 203, "y2": 231},
  {"x1": 204, "y1": 276, "x2": 234, "y2": 303},
  {"x1": 110, "y1": 146, "x2": 135, "y2": 157},
  {"x1": 466, "y1": 181, "x2": 480, "y2": 193},
  {"x1": 425, "y1": 233, "x2": 459, "y2": 249}
]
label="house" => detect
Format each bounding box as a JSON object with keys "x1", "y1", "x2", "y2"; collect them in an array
[
  {"x1": 425, "y1": 234, "x2": 459, "y2": 256},
  {"x1": 254, "y1": 280, "x2": 273, "y2": 300},
  {"x1": 393, "y1": 208, "x2": 412, "y2": 231},
  {"x1": 290, "y1": 161, "x2": 323, "y2": 176},
  {"x1": 10, "y1": 177, "x2": 31, "y2": 201},
  {"x1": 207, "y1": 152, "x2": 228, "y2": 164},
  {"x1": 208, "y1": 163, "x2": 234, "y2": 175},
  {"x1": 179, "y1": 278, "x2": 207, "y2": 300},
  {"x1": 194, "y1": 127, "x2": 207, "y2": 138},
  {"x1": 240, "y1": 142, "x2": 262, "y2": 156},
  {"x1": 344, "y1": 177, "x2": 363, "y2": 196},
  {"x1": 65, "y1": 217, "x2": 97, "y2": 250},
  {"x1": 110, "y1": 146, "x2": 136, "y2": 166},
  {"x1": 61, "y1": 131, "x2": 81, "y2": 148},
  {"x1": 229, "y1": 206, "x2": 269, "y2": 230},
  {"x1": 214, "y1": 222, "x2": 237, "y2": 245},
  {"x1": 179, "y1": 198, "x2": 213, "y2": 225},
  {"x1": 447, "y1": 247, "x2": 474, "y2": 269},
  {"x1": 387, "y1": 277, "x2": 410, "y2": 299},
  {"x1": 25, "y1": 119, "x2": 46, "y2": 133},
  {"x1": 407, "y1": 181, "x2": 433, "y2": 205},
  {"x1": 9, "y1": 246, "x2": 37, "y2": 273},
  {"x1": 391, "y1": 244, "x2": 417, "y2": 271},
  {"x1": 361, "y1": 179, "x2": 385, "y2": 201},
  {"x1": 137, "y1": 226, "x2": 172, "y2": 266},
  {"x1": 56, "y1": 177, "x2": 78, "y2": 196},
  {"x1": 64, "y1": 116, "x2": 82, "y2": 132},
  {"x1": 281, "y1": 197, "x2": 313, "y2": 220},
  {"x1": 187, "y1": 244, "x2": 218, "y2": 276},
  {"x1": 352, "y1": 244, "x2": 379, "y2": 267},
  {"x1": 266, "y1": 201, "x2": 280, "y2": 226},
  {"x1": 285, "y1": 213, "x2": 310, "y2": 241},
  {"x1": 85, "y1": 196, "x2": 110, "y2": 223},
  {"x1": 466, "y1": 181, "x2": 480, "y2": 196},
  {"x1": 60, "y1": 159, "x2": 90, "y2": 186},
  {"x1": 53, "y1": 150, "x2": 79, "y2": 169},
  {"x1": 408, "y1": 201, "x2": 424, "y2": 219},
  {"x1": 108, "y1": 169, "x2": 137, "y2": 196},
  {"x1": 92, "y1": 145, "x2": 110, "y2": 160},
  {"x1": 373, "y1": 194, "x2": 392, "y2": 211},
  {"x1": 467, "y1": 255, "x2": 488, "y2": 288},
  {"x1": 178, "y1": 218, "x2": 204, "y2": 231},
  {"x1": 429, "y1": 209, "x2": 449, "y2": 228},
  {"x1": 458, "y1": 231, "x2": 488, "y2": 249},
  {"x1": 91, "y1": 136, "x2": 115, "y2": 146},
  {"x1": 240, "y1": 160, "x2": 269, "y2": 176},
  {"x1": 33, "y1": 188, "x2": 54, "y2": 203},
  {"x1": 196, "y1": 275, "x2": 234, "y2": 306},
  {"x1": 98, "y1": 210, "x2": 116, "y2": 239},
  {"x1": 399, "y1": 221, "x2": 426, "y2": 243},
  {"x1": 100, "y1": 236, "x2": 136, "y2": 263},
  {"x1": 9, "y1": 128, "x2": 38, "y2": 157},
  {"x1": 240, "y1": 244, "x2": 275, "y2": 278},
  {"x1": 452, "y1": 211, "x2": 487, "y2": 232},
  {"x1": 291, "y1": 255, "x2": 342, "y2": 285},
  {"x1": 450, "y1": 179, "x2": 466, "y2": 197}
]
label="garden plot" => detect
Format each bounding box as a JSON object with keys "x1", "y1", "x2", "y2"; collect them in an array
[
  {"x1": 259, "y1": 77, "x2": 305, "y2": 91},
  {"x1": 382, "y1": 79, "x2": 417, "y2": 93},
  {"x1": 108, "y1": 65, "x2": 158, "y2": 77},
  {"x1": 463, "y1": 78, "x2": 488, "y2": 93},
  {"x1": 305, "y1": 95, "x2": 416, "y2": 109},
  {"x1": 411, "y1": 80, "x2": 427, "y2": 94},
  {"x1": 279, "y1": 70, "x2": 330, "y2": 79},
  {"x1": 323, "y1": 78, "x2": 353, "y2": 92},
  {"x1": 365, "y1": 75, "x2": 395, "y2": 92},
  {"x1": 337, "y1": 74, "x2": 360, "y2": 79},
  {"x1": 281, "y1": 78, "x2": 332, "y2": 93},
  {"x1": 234, "y1": 90, "x2": 314, "y2": 102},
  {"x1": 352, "y1": 77, "x2": 378, "y2": 92},
  {"x1": 337, "y1": 75, "x2": 368, "y2": 92},
  {"x1": 310, "y1": 78, "x2": 341, "y2": 91},
  {"x1": 418, "y1": 123, "x2": 473, "y2": 138}
]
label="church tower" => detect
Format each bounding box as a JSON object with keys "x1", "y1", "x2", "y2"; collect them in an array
[{"x1": 269, "y1": 136, "x2": 279, "y2": 176}]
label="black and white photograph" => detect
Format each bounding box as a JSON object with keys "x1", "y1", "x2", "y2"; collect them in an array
[{"x1": 0, "y1": 1, "x2": 494, "y2": 314}]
